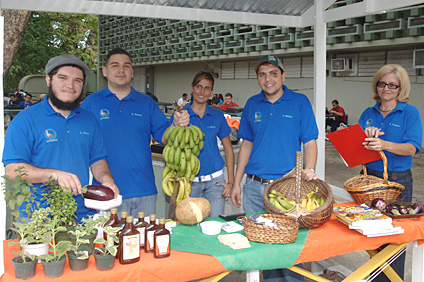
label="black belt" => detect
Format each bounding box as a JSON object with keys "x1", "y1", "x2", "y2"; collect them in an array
[{"x1": 247, "y1": 174, "x2": 274, "y2": 184}]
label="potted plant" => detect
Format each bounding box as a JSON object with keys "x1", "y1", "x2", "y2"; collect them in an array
[
  {"x1": 8, "y1": 221, "x2": 38, "y2": 279},
  {"x1": 3, "y1": 168, "x2": 50, "y2": 261},
  {"x1": 92, "y1": 225, "x2": 121, "y2": 271},
  {"x1": 67, "y1": 228, "x2": 91, "y2": 271},
  {"x1": 41, "y1": 177, "x2": 78, "y2": 242},
  {"x1": 38, "y1": 215, "x2": 72, "y2": 278},
  {"x1": 68, "y1": 214, "x2": 107, "y2": 251}
]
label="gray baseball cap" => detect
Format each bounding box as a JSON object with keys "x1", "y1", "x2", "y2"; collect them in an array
[
  {"x1": 255, "y1": 55, "x2": 284, "y2": 73},
  {"x1": 45, "y1": 54, "x2": 89, "y2": 77}
]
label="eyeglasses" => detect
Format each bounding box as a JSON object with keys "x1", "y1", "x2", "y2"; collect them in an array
[
  {"x1": 195, "y1": 84, "x2": 212, "y2": 92},
  {"x1": 377, "y1": 81, "x2": 400, "y2": 89}
]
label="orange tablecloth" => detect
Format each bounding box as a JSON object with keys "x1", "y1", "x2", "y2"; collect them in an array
[{"x1": 2, "y1": 202, "x2": 424, "y2": 281}]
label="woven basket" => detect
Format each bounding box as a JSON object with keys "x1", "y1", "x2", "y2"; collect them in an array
[
  {"x1": 344, "y1": 151, "x2": 405, "y2": 204},
  {"x1": 263, "y1": 152, "x2": 334, "y2": 229},
  {"x1": 239, "y1": 214, "x2": 298, "y2": 244}
]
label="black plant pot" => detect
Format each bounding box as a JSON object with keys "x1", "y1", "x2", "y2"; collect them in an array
[
  {"x1": 11, "y1": 256, "x2": 37, "y2": 280},
  {"x1": 67, "y1": 247, "x2": 91, "y2": 271},
  {"x1": 41, "y1": 255, "x2": 67, "y2": 278},
  {"x1": 93, "y1": 248, "x2": 115, "y2": 271}
]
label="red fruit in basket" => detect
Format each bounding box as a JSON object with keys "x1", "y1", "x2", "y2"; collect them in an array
[
  {"x1": 82, "y1": 185, "x2": 114, "y2": 201},
  {"x1": 371, "y1": 198, "x2": 387, "y2": 211}
]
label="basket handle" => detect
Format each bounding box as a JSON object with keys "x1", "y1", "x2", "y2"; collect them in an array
[
  {"x1": 362, "y1": 151, "x2": 389, "y2": 183},
  {"x1": 294, "y1": 151, "x2": 302, "y2": 204}
]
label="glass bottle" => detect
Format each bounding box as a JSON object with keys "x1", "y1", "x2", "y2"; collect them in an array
[
  {"x1": 154, "y1": 218, "x2": 170, "y2": 258},
  {"x1": 115, "y1": 211, "x2": 128, "y2": 257},
  {"x1": 103, "y1": 208, "x2": 120, "y2": 240},
  {"x1": 118, "y1": 216, "x2": 140, "y2": 264},
  {"x1": 134, "y1": 211, "x2": 148, "y2": 249},
  {"x1": 144, "y1": 214, "x2": 157, "y2": 253}
]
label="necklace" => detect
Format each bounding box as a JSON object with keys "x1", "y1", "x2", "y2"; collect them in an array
[{"x1": 379, "y1": 107, "x2": 394, "y2": 112}]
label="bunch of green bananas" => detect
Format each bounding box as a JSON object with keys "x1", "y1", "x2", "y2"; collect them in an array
[
  {"x1": 161, "y1": 125, "x2": 204, "y2": 204},
  {"x1": 300, "y1": 190, "x2": 325, "y2": 211},
  {"x1": 268, "y1": 189, "x2": 296, "y2": 211}
]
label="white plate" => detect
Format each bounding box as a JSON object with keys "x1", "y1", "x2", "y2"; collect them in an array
[{"x1": 84, "y1": 195, "x2": 122, "y2": 211}]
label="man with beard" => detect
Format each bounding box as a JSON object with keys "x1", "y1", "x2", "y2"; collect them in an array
[
  {"x1": 2, "y1": 54, "x2": 118, "y2": 222},
  {"x1": 82, "y1": 48, "x2": 189, "y2": 217},
  {"x1": 231, "y1": 55, "x2": 318, "y2": 282}
]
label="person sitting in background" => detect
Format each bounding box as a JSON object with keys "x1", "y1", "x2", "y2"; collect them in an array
[
  {"x1": 211, "y1": 96, "x2": 224, "y2": 111},
  {"x1": 177, "y1": 93, "x2": 188, "y2": 105},
  {"x1": 146, "y1": 91, "x2": 159, "y2": 102},
  {"x1": 219, "y1": 93, "x2": 239, "y2": 109},
  {"x1": 18, "y1": 93, "x2": 33, "y2": 109},
  {"x1": 326, "y1": 99, "x2": 346, "y2": 132}
]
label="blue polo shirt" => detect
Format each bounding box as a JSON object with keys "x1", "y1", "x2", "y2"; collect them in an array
[
  {"x1": 239, "y1": 85, "x2": 318, "y2": 179},
  {"x1": 2, "y1": 96, "x2": 105, "y2": 221},
  {"x1": 358, "y1": 102, "x2": 422, "y2": 172},
  {"x1": 81, "y1": 86, "x2": 171, "y2": 198},
  {"x1": 175, "y1": 102, "x2": 231, "y2": 176}
]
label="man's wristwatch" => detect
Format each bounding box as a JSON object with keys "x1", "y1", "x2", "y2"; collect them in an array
[{"x1": 308, "y1": 168, "x2": 315, "y2": 172}]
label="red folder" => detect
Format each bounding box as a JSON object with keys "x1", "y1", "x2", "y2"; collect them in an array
[{"x1": 326, "y1": 124, "x2": 381, "y2": 167}]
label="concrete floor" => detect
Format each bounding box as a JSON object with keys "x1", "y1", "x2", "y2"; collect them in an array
[{"x1": 222, "y1": 141, "x2": 424, "y2": 282}]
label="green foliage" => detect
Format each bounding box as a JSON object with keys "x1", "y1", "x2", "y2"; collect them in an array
[
  {"x1": 2, "y1": 166, "x2": 39, "y2": 221},
  {"x1": 38, "y1": 215, "x2": 72, "y2": 262},
  {"x1": 8, "y1": 207, "x2": 52, "y2": 262},
  {"x1": 67, "y1": 229, "x2": 90, "y2": 260},
  {"x1": 41, "y1": 177, "x2": 78, "y2": 227},
  {"x1": 4, "y1": 12, "x2": 98, "y2": 92},
  {"x1": 93, "y1": 226, "x2": 121, "y2": 256}
]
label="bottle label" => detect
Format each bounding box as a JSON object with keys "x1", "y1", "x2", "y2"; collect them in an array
[
  {"x1": 123, "y1": 234, "x2": 140, "y2": 260},
  {"x1": 147, "y1": 230, "x2": 155, "y2": 251},
  {"x1": 156, "y1": 234, "x2": 170, "y2": 255},
  {"x1": 137, "y1": 227, "x2": 146, "y2": 246}
]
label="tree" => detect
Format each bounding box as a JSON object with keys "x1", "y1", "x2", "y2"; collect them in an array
[
  {"x1": 3, "y1": 10, "x2": 33, "y2": 81},
  {"x1": 4, "y1": 12, "x2": 98, "y2": 92}
]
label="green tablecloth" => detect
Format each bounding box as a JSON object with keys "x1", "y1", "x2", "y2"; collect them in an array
[{"x1": 170, "y1": 216, "x2": 309, "y2": 271}]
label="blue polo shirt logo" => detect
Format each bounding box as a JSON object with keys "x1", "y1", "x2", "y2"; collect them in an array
[
  {"x1": 44, "y1": 129, "x2": 58, "y2": 142},
  {"x1": 100, "y1": 109, "x2": 110, "y2": 120},
  {"x1": 254, "y1": 112, "x2": 262, "y2": 122},
  {"x1": 366, "y1": 119, "x2": 373, "y2": 126}
]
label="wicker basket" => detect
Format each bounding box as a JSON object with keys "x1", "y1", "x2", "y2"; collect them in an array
[
  {"x1": 263, "y1": 152, "x2": 334, "y2": 229},
  {"x1": 239, "y1": 214, "x2": 298, "y2": 244},
  {"x1": 344, "y1": 151, "x2": 405, "y2": 204}
]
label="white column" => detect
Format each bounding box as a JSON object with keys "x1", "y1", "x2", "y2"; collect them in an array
[
  {"x1": 314, "y1": 0, "x2": 327, "y2": 180},
  {"x1": 412, "y1": 241, "x2": 424, "y2": 282},
  {"x1": 0, "y1": 15, "x2": 5, "y2": 278}
]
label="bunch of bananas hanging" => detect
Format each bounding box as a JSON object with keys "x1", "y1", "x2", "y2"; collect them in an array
[
  {"x1": 300, "y1": 189, "x2": 325, "y2": 211},
  {"x1": 162, "y1": 125, "x2": 204, "y2": 204},
  {"x1": 267, "y1": 189, "x2": 296, "y2": 211}
]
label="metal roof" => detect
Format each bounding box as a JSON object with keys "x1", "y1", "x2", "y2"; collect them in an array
[{"x1": 1, "y1": 0, "x2": 423, "y2": 28}]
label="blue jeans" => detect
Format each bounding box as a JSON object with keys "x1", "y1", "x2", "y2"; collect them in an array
[
  {"x1": 242, "y1": 176, "x2": 304, "y2": 282},
  {"x1": 190, "y1": 174, "x2": 226, "y2": 217},
  {"x1": 117, "y1": 195, "x2": 157, "y2": 218}
]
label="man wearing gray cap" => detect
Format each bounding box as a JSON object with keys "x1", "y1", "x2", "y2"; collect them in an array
[
  {"x1": 3, "y1": 54, "x2": 118, "y2": 222},
  {"x1": 231, "y1": 55, "x2": 318, "y2": 282}
]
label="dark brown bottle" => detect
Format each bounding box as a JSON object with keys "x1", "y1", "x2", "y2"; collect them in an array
[
  {"x1": 144, "y1": 214, "x2": 157, "y2": 253},
  {"x1": 134, "y1": 211, "x2": 148, "y2": 249},
  {"x1": 154, "y1": 218, "x2": 170, "y2": 258},
  {"x1": 116, "y1": 211, "x2": 128, "y2": 258},
  {"x1": 118, "y1": 216, "x2": 140, "y2": 264},
  {"x1": 103, "y1": 208, "x2": 120, "y2": 240}
]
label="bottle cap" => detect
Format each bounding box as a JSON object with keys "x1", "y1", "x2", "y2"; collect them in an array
[
  {"x1": 149, "y1": 214, "x2": 156, "y2": 221},
  {"x1": 159, "y1": 218, "x2": 166, "y2": 224},
  {"x1": 110, "y1": 207, "x2": 118, "y2": 214},
  {"x1": 126, "y1": 216, "x2": 134, "y2": 223},
  {"x1": 138, "y1": 211, "x2": 145, "y2": 218},
  {"x1": 121, "y1": 211, "x2": 128, "y2": 218}
]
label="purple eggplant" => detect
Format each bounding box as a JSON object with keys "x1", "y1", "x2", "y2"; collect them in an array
[
  {"x1": 386, "y1": 202, "x2": 401, "y2": 215},
  {"x1": 371, "y1": 198, "x2": 387, "y2": 211},
  {"x1": 82, "y1": 185, "x2": 114, "y2": 201},
  {"x1": 410, "y1": 203, "x2": 424, "y2": 214},
  {"x1": 399, "y1": 205, "x2": 408, "y2": 215}
]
